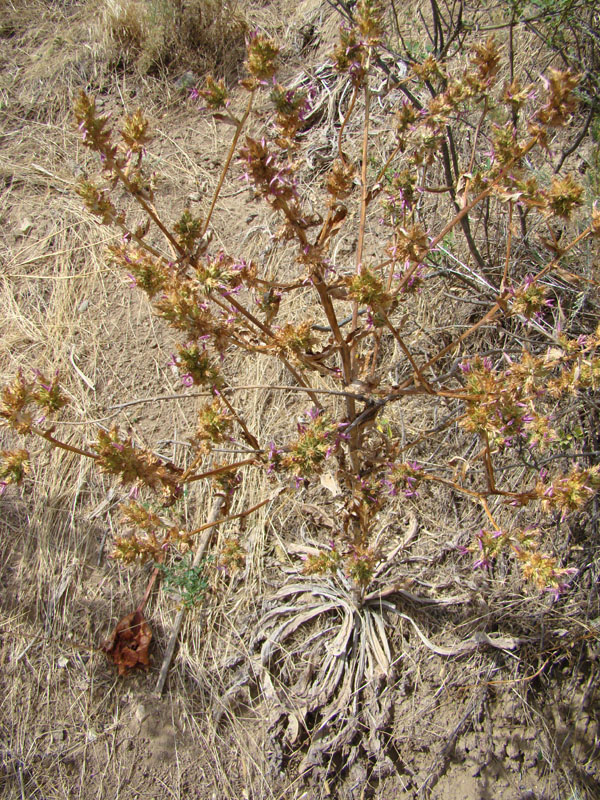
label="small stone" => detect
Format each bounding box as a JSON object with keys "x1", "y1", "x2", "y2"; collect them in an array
[
  {"x1": 506, "y1": 739, "x2": 521, "y2": 759},
  {"x1": 134, "y1": 702, "x2": 148, "y2": 723},
  {"x1": 19, "y1": 218, "x2": 33, "y2": 235},
  {"x1": 57, "y1": 656, "x2": 69, "y2": 668},
  {"x1": 77, "y1": 299, "x2": 89, "y2": 314},
  {"x1": 188, "y1": 192, "x2": 202, "y2": 203}
]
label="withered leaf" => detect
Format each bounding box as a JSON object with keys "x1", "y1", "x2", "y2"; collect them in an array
[
  {"x1": 102, "y1": 609, "x2": 152, "y2": 676},
  {"x1": 319, "y1": 470, "x2": 342, "y2": 497}
]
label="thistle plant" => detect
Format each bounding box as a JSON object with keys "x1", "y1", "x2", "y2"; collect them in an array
[{"x1": 2, "y1": 2, "x2": 600, "y2": 660}]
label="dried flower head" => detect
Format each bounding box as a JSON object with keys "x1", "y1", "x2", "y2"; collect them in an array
[
  {"x1": 326, "y1": 159, "x2": 356, "y2": 200},
  {"x1": 73, "y1": 91, "x2": 116, "y2": 162},
  {"x1": 536, "y1": 69, "x2": 579, "y2": 127},
  {"x1": 120, "y1": 109, "x2": 150, "y2": 154},
  {"x1": 245, "y1": 32, "x2": 279, "y2": 81},
  {"x1": 544, "y1": 174, "x2": 584, "y2": 220},
  {"x1": 0, "y1": 448, "x2": 30, "y2": 491},
  {"x1": 198, "y1": 75, "x2": 229, "y2": 110}
]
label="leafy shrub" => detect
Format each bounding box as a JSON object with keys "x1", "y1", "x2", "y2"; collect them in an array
[
  {"x1": 3, "y1": 0, "x2": 600, "y2": 634},
  {"x1": 157, "y1": 553, "x2": 212, "y2": 608}
]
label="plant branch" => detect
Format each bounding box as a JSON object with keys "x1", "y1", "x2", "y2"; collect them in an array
[
  {"x1": 202, "y1": 89, "x2": 256, "y2": 238},
  {"x1": 183, "y1": 457, "x2": 256, "y2": 485},
  {"x1": 113, "y1": 164, "x2": 186, "y2": 258},
  {"x1": 34, "y1": 426, "x2": 100, "y2": 460},
  {"x1": 216, "y1": 389, "x2": 261, "y2": 451}
]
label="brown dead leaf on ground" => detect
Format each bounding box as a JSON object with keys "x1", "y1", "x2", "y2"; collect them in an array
[{"x1": 102, "y1": 609, "x2": 152, "y2": 675}]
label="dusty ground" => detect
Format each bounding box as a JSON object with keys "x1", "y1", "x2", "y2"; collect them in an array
[{"x1": 1, "y1": 1, "x2": 600, "y2": 798}]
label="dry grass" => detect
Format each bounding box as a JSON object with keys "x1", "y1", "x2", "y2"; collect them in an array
[{"x1": 102, "y1": 0, "x2": 248, "y2": 77}]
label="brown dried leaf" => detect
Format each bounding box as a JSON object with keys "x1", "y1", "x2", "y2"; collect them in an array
[{"x1": 102, "y1": 609, "x2": 152, "y2": 676}]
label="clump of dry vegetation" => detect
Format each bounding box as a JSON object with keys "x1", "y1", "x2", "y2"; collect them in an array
[
  {"x1": 1, "y1": 0, "x2": 600, "y2": 798},
  {"x1": 103, "y1": 0, "x2": 248, "y2": 76}
]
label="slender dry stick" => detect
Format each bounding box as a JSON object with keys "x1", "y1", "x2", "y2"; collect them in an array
[
  {"x1": 429, "y1": 136, "x2": 538, "y2": 251},
  {"x1": 373, "y1": 143, "x2": 402, "y2": 191},
  {"x1": 394, "y1": 411, "x2": 467, "y2": 454},
  {"x1": 467, "y1": 98, "x2": 488, "y2": 177},
  {"x1": 299, "y1": 270, "x2": 356, "y2": 464},
  {"x1": 420, "y1": 472, "x2": 525, "y2": 500},
  {"x1": 397, "y1": 299, "x2": 505, "y2": 389},
  {"x1": 345, "y1": 59, "x2": 373, "y2": 464},
  {"x1": 356, "y1": 140, "x2": 371, "y2": 265},
  {"x1": 33, "y1": 427, "x2": 100, "y2": 460},
  {"x1": 207, "y1": 291, "x2": 321, "y2": 405},
  {"x1": 201, "y1": 90, "x2": 256, "y2": 238},
  {"x1": 136, "y1": 565, "x2": 161, "y2": 615},
  {"x1": 310, "y1": 273, "x2": 353, "y2": 384},
  {"x1": 262, "y1": 184, "x2": 354, "y2": 413},
  {"x1": 109, "y1": 384, "x2": 368, "y2": 411},
  {"x1": 352, "y1": 61, "x2": 372, "y2": 346},
  {"x1": 209, "y1": 291, "x2": 274, "y2": 339},
  {"x1": 216, "y1": 389, "x2": 261, "y2": 451},
  {"x1": 337, "y1": 83, "x2": 360, "y2": 164},
  {"x1": 115, "y1": 221, "x2": 166, "y2": 260},
  {"x1": 482, "y1": 431, "x2": 497, "y2": 492},
  {"x1": 366, "y1": 237, "x2": 399, "y2": 380},
  {"x1": 187, "y1": 491, "x2": 282, "y2": 537},
  {"x1": 501, "y1": 200, "x2": 514, "y2": 291},
  {"x1": 278, "y1": 359, "x2": 322, "y2": 408},
  {"x1": 183, "y1": 457, "x2": 256, "y2": 485},
  {"x1": 180, "y1": 449, "x2": 206, "y2": 483},
  {"x1": 481, "y1": 497, "x2": 501, "y2": 529},
  {"x1": 378, "y1": 309, "x2": 433, "y2": 391},
  {"x1": 155, "y1": 494, "x2": 225, "y2": 695},
  {"x1": 113, "y1": 164, "x2": 186, "y2": 258}
]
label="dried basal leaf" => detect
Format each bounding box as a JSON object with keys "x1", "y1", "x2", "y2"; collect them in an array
[
  {"x1": 320, "y1": 470, "x2": 342, "y2": 497},
  {"x1": 102, "y1": 609, "x2": 152, "y2": 676}
]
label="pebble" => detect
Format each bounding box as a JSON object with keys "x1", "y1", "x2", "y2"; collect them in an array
[{"x1": 18, "y1": 218, "x2": 33, "y2": 236}]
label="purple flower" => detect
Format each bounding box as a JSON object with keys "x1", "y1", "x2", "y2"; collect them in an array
[
  {"x1": 382, "y1": 478, "x2": 397, "y2": 496},
  {"x1": 181, "y1": 373, "x2": 194, "y2": 387}
]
